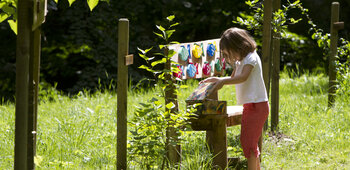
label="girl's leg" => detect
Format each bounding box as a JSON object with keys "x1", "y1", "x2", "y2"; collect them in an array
[
  {"x1": 241, "y1": 102, "x2": 269, "y2": 170},
  {"x1": 247, "y1": 151, "x2": 260, "y2": 170}
]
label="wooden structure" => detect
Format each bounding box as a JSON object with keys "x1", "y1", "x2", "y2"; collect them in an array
[
  {"x1": 186, "y1": 88, "x2": 243, "y2": 169},
  {"x1": 261, "y1": 0, "x2": 273, "y2": 134},
  {"x1": 117, "y1": 18, "x2": 133, "y2": 170},
  {"x1": 271, "y1": 0, "x2": 281, "y2": 131},
  {"x1": 15, "y1": 0, "x2": 46, "y2": 169},
  {"x1": 328, "y1": 2, "x2": 344, "y2": 107}
]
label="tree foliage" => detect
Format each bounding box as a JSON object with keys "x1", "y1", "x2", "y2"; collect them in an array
[{"x1": 0, "y1": 0, "x2": 349, "y2": 101}]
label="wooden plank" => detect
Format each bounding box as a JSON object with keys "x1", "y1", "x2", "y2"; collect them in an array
[
  {"x1": 125, "y1": 54, "x2": 133, "y2": 66},
  {"x1": 15, "y1": 0, "x2": 31, "y2": 169},
  {"x1": 271, "y1": 0, "x2": 281, "y2": 131},
  {"x1": 32, "y1": 0, "x2": 47, "y2": 31},
  {"x1": 211, "y1": 118, "x2": 228, "y2": 169},
  {"x1": 186, "y1": 100, "x2": 227, "y2": 115},
  {"x1": 117, "y1": 18, "x2": 129, "y2": 170},
  {"x1": 333, "y1": 22, "x2": 344, "y2": 30},
  {"x1": 190, "y1": 114, "x2": 227, "y2": 130},
  {"x1": 328, "y1": 2, "x2": 341, "y2": 107}
]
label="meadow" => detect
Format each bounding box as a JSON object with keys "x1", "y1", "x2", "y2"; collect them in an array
[{"x1": 0, "y1": 71, "x2": 349, "y2": 169}]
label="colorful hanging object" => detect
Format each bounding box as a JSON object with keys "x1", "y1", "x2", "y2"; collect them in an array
[
  {"x1": 173, "y1": 64, "x2": 183, "y2": 78},
  {"x1": 211, "y1": 60, "x2": 215, "y2": 73},
  {"x1": 202, "y1": 61, "x2": 211, "y2": 75},
  {"x1": 222, "y1": 58, "x2": 226, "y2": 70},
  {"x1": 187, "y1": 62, "x2": 196, "y2": 78},
  {"x1": 192, "y1": 43, "x2": 203, "y2": 59},
  {"x1": 178, "y1": 45, "x2": 189, "y2": 61},
  {"x1": 206, "y1": 42, "x2": 216, "y2": 57},
  {"x1": 215, "y1": 58, "x2": 222, "y2": 72},
  {"x1": 181, "y1": 65, "x2": 185, "y2": 76},
  {"x1": 187, "y1": 44, "x2": 191, "y2": 59},
  {"x1": 194, "y1": 63, "x2": 199, "y2": 75}
]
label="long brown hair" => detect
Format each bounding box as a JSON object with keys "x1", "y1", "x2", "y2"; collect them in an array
[{"x1": 220, "y1": 27, "x2": 256, "y2": 61}]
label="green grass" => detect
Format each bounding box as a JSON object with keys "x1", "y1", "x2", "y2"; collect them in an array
[{"x1": 0, "y1": 72, "x2": 349, "y2": 169}]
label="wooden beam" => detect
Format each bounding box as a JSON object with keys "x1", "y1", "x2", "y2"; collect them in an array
[
  {"x1": 15, "y1": 0, "x2": 31, "y2": 169},
  {"x1": 117, "y1": 18, "x2": 129, "y2": 170},
  {"x1": 328, "y1": 2, "x2": 341, "y2": 107}
]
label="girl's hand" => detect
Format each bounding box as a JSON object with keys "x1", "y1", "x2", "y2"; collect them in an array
[
  {"x1": 212, "y1": 79, "x2": 224, "y2": 91},
  {"x1": 199, "y1": 77, "x2": 225, "y2": 95}
]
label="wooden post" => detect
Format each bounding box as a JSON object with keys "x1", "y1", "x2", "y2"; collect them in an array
[
  {"x1": 117, "y1": 18, "x2": 129, "y2": 170},
  {"x1": 207, "y1": 91, "x2": 228, "y2": 169},
  {"x1": 28, "y1": 26, "x2": 41, "y2": 170},
  {"x1": 164, "y1": 47, "x2": 181, "y2": 166},
  {"x1": 328, "y1": 2, "x2": 343, "y2": 107},
  {"x1": 261, "y1": 0, "x2": 273, "y2": 132},
  {"x1": 259, "y1": 0, "x2": 273, "y2": 156},
  {"x1": 15, "y1": 0, "x2": 31, "y2": 168},
  {"x1": 271, "y1": 0, "x2": 281, "y2": 131},
  {"x1": 205, "y1": 91, "x2": 227, "y2": 169},
  {"x1": 262, "y1": 0, "x2": 273, "y2": 97}
]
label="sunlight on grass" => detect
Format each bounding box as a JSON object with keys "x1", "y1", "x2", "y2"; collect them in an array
[{"x1": 0, "y1": 71, "x2": 349, "y2": 169}]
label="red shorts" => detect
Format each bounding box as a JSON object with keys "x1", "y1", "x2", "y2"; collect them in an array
[{"x1": 240, "y1": 101, "x2": 269, "y2": 158}]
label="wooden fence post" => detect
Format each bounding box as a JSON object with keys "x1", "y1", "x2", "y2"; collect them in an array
[
  {"x1": 15, "y1": 0, "x2": 32, "y2": 168},
  {"x1": 261, "y1": 0, "x2": 273, "y2": 132},
  {"x1": 271, "y1": 0, "x2": 281, "y2": 131},
  {"x1": 117, "y1": 18, "x2": 129, "y2": 170},
  {"x1": 28, "y1": 25, "x2": 41, "y2": 170},
  {"x1": 328, "y1": 2, "x2": 344, "y2": 107},
  {"x1": 164, "y1": 47, "x2": 181, "y2": 166},
  {"x1": 262, "y1": 0, "x2": 273, "y2": 98},
  {"x1": 259, "y1": 0, "x2": 273, "y2": 157}
]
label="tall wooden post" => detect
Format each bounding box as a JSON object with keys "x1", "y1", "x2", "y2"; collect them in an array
[
  {"x1": 15, "y1": 0, "x2": 31, "y2": 168},
  {"x1": 328, "y1": 2, "x2": 344, "y2": 107},
  {"x1": 262, "y1": 0, "x2": 273, "y2": 98},
  {"x1": 28, "y1": 26, "x2": 41, "y2": 170},
  {"x1": 164, "y1": 47, "x2": 181, "y2": 166},
  {"x1": 117, "y1": 18, "x2": 129, "y2": 170},
  {"x1": 271, "y1": 0, "x2": 281, "y2": 131},
  {"x1": 261, "y1": 0, "x2": 273, "y2": 132},
  {"x1": 259, "y1": 0, "x2": 273, "y2": 157}
]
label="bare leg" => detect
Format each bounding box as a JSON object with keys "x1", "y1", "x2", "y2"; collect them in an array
[
  {"x1": 256, "y1": 156, "x2": 261, "y2": 170},
  {"x1": 247, "y1": 151, "x2": 260, "y2": 170}
]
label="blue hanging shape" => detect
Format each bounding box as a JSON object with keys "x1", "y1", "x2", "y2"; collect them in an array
[
  {"x1": 178, "y1": 45, "x2": 189, "y2": 61},
  {"x1": 187, "y1": 63, "x2": 196, "y2": 78},
  {"x1": 187, "y1": 44, "x2": 191, "y2": 59},
  {"x1": 207, "y1": 43, "x2": 216, "y2": 57}
]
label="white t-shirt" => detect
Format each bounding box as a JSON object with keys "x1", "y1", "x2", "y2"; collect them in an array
[{"x1": 234, "y1": 51, "x2": 268, "y2": 105}]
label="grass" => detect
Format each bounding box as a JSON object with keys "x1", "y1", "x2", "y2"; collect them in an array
[{"x1": 0, "y1": 71, "x2": 349, "y2": 169}]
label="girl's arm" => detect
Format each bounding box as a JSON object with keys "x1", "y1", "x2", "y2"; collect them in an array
[
  {"x1": 200, "y1": 64, "x2": 253, "y2": 92},
  {"x1": 222, "y1": 64, "x2": 253, "y2": 85}
]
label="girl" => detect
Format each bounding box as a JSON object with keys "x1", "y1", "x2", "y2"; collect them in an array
[{"x1": 200, "y1": 27, "x2": 269, "y2": 170}]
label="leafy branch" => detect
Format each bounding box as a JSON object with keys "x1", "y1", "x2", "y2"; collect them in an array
[
  {"x1": 0, "y1": 0, "x2": 105, "y2": 34},
  {"x1": 129, "y1": 15, "x2": 193, "y2": 169},
  {"x1": 235, "y1": 0, "x2": 350, "y2": 94}
]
